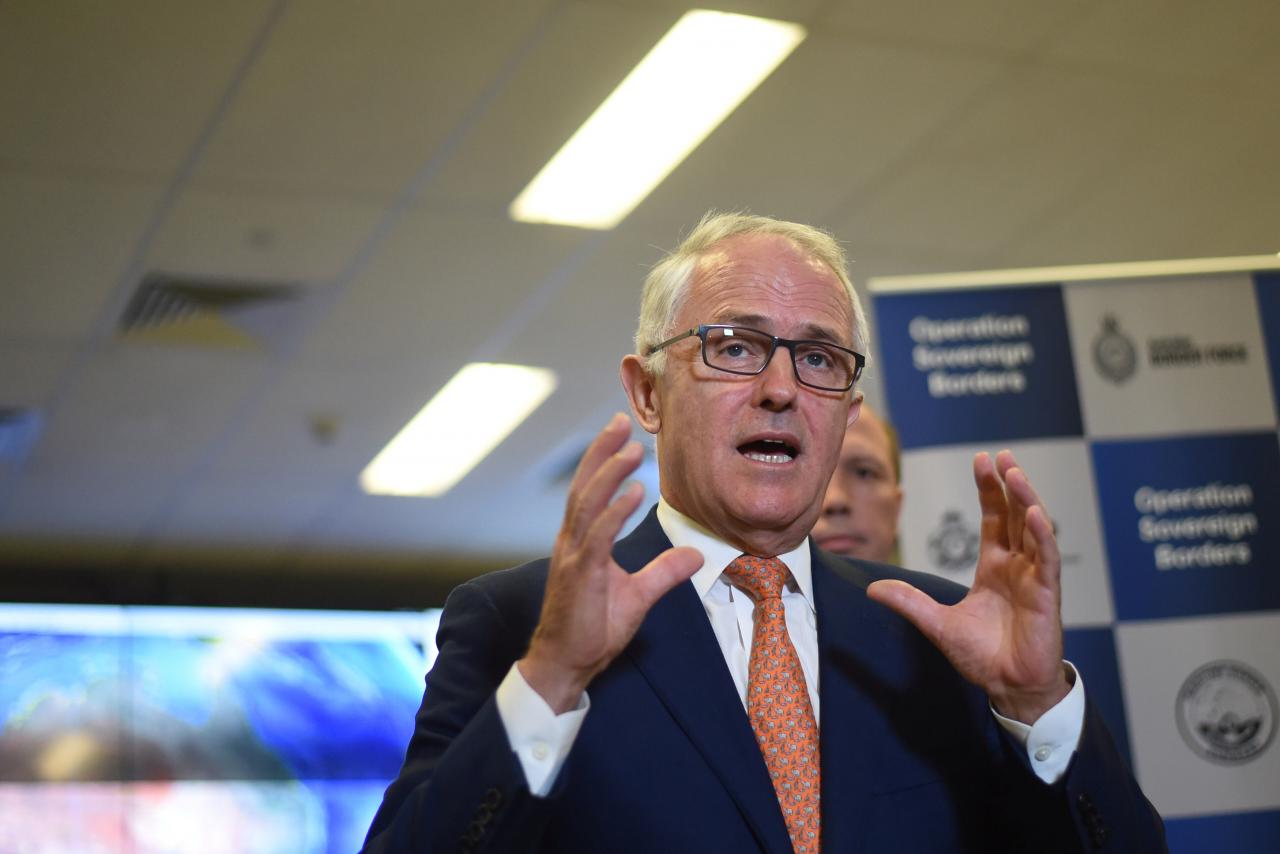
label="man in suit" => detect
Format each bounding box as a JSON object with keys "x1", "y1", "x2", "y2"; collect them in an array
[
  {"x1": 812, "y1": 404, "x2": 903, "y2": 563},
  {"x1": 363, "y1": 213, "x2": 1164, "y2": 852}
]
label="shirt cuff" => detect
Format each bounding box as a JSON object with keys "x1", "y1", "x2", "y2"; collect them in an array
[
  {"x1": 494, "y1": 662, "x2": 590, "y2": 797},
  {"x1": 992, "y1": 661, "x2": 1085, "y2": 785}
]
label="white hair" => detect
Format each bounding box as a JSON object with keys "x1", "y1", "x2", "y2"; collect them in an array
[{"x1": 634, "y1": 211, "x2": 868, "y2": 374}]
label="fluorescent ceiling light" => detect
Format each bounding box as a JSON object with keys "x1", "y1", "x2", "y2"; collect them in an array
[
  {"x1": 510, "y1": 9, "x2": 806, "y2": 230},
  {"x1": 361, "y1": 362, "x2": 557, "y2": 497}
]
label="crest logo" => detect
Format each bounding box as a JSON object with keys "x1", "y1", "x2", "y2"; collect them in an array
[
  {"x1": 1175, "y1": 660, "x2": 1277, "y2": 764},
  {"x1": 1093, "y1": 314, "x2": 1138, "y2": 384},
  {"x1": 927, "y1": 510, "x2": 979, "y2": 572}
]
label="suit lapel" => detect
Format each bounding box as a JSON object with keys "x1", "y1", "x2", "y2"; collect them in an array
[
  {"x1": 812, "y1": 547, "x2": 905, "y2": 854},
  {"x1": 614, "y1": 511, "x2": 795, "y2": 854}
]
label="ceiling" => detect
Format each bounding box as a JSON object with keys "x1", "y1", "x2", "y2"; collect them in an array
[{"x1": 1, "y1": 0, "x2": 1277, "y2": 589}]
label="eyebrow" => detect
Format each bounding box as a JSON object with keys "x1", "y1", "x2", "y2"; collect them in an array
[{"x1": 717, "y1": 313, "x2": 849, "y2": 347}]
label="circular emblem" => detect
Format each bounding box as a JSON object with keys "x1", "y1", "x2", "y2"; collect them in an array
[
  {"x1": 1175, "y1": 660, "x2": 1277, "y2": 764},
  {"x1": 1093, "y1": 314, "x2": 1137, "y2": 384},
  {"x1": 927, "y1": 510, "x2": 979, "y2": 572}
]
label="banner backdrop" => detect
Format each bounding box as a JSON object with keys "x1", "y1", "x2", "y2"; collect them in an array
[{"x1": 871, "y1": 258, "x2": 1280, "y2": 853}]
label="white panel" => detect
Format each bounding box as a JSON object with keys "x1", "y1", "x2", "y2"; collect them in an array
[
  {"x1": 1117, "y1": 613, "x2": 1280, "y2": 818},
  {"x1": 898, "y1": 438, "x2": 1114, "y2": 626},
  {"x1": 1063, "y1": 273, "x2": 1276, "y2": 438}
]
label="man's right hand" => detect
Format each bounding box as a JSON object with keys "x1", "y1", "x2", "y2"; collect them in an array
[{"x1": 518, "y1": 413, "x2": 703, "y2": 713}]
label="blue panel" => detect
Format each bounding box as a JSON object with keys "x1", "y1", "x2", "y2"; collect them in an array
[
  {"x1": 1092, "y1": 433, "x2": 1280, "y2": 620},
  {"x1": 1063, "y1": 627, "x2": 1131, "y2": 768},
  {"x1": 1256, "y1": 273, "x2": 1280, "y2": 420},
  {"x1": 1165, "y1": 809, "x2": 1280, "y2": 853},
  {"x1": 873, "y1": 285, "x2": 1083, "y2": 449}
]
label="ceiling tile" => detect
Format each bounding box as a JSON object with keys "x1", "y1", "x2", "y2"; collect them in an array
[
  {"x1": 195, "y1": 0, "x2": 559, "y2": 195},
  {"x1": 832, "y1": 64, "x2": 1176, "y2": 258},
  {"x1": 1043, "y1": 0, "x2": 1279, "y2": 87},
  {"x1": 152, "y1": 476, "x2": 336, "y2": 543},
  {"x1": 0, "y1": 343, "x2": 77, "y2": 407},
  {"x1": 146, "y1": 187, "x2": 386, "y2": 284},
  {"x1": 814, "y1": 0, "x2": 1096, "y2": 54},
  {"x1": 0, "y1": 471, "x2": 174, "y2": 539},
  {"x1": 633, "y1": 34, "x2": 1008, "y2": 231},
  {"x1": 0, "y1": 171, "x2": 164, "y2": 338},
  {"x1": 298, "y1": 209, "x2": 589, "y2": 366},
  {"x1": 421, "y1": 2, "x2": 676, "y2": 214},
  {"x1": 0, "y1": 0, "x2": 275, "y2": 175},
  {"x1": 21, "y1": 343, "x2": 267, "y2": 477}
]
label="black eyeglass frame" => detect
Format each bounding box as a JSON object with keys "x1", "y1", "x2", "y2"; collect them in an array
[{"x1": 647, "y1": 323, "x2": 865, "y2": 392}]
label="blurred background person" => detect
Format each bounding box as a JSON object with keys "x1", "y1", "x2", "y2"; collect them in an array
[{"x1": 812, "y1": 404, "x2": 902, "y2": 563}]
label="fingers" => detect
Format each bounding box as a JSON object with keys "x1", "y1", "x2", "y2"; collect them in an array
[
  {"x1": 997, "y1": 451, "x2": 1050, "y2": 555},
  {"x1": 577, "y1": 480, "x2": 647, "y2": 569},
  {"x1": 630, "y1": 546, "x2": 704, "y2": 611},
  {"x1": 1025, "y1": 504, "x2": 1061, "y2": 586},
  {"x1": 973, "y1": 452, "x2": 1009, "y2": 549},
  {"x1": 571, "y1": 412, "x2": 632, "y2": 491},
  {"x1": 866, "y1": 579, "x2": 947, "y2": 649},
  {"x1": 564, "y1": 414, "x2": 645, "y2": 543},
  {"x1": 995, "y1": 451, "x2": 1027, "y2": 551}
]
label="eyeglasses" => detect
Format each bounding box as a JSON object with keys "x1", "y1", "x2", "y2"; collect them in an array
[{"x1": 647, "y1": 324, "x2": 865, "y2": 392}]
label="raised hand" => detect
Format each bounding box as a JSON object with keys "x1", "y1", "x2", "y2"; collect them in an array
[
  {"x1": 866, "y1": 450, "x2": 1070, "y2": 724},
  {"x1": 519, "y1": 413, "x2": 704, "y2": 713}
]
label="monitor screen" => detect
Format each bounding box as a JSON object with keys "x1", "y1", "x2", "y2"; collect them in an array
[{"x1": 0, "y1": 603, "x2": 441, "y2": 853}]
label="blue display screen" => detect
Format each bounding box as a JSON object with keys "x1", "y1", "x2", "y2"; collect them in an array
[{"x1": 0, "y1": 604, "x2": 440, "y2": 853}]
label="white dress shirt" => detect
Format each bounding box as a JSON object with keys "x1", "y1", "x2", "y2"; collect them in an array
[{"x1": 495, "y1": 499, "x2": 1085, "y2": 796}]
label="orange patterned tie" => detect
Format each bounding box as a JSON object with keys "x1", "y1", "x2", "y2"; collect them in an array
[{"x1": 724, "y1": 555, "x2": 821, "y2": 854}]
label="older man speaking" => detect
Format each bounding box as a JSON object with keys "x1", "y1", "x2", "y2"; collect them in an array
[{"x1": 363, "y1": 213, "x2": 1164, "y2": 853}]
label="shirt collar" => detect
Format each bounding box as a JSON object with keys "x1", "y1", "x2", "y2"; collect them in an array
[{"x1": 655, "y1": 498, "x2": 814, "y2": 606}]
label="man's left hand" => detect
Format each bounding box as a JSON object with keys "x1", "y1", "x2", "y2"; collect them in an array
[{"x1": 866, "y1": 450, "x2": 1070, "y2": 725}]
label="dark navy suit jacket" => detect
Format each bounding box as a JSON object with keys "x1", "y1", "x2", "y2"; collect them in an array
[{"x1": 363, "y1": 509, "x2": 1165, "y2": 853}]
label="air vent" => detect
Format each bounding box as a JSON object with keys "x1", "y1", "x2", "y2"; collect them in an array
[
  {"x1": 0, "y1": 408, "x2": 43, "y2": 468},
  {"x1": 118, "y1": 273, "x2": 304, "y2": 349}
]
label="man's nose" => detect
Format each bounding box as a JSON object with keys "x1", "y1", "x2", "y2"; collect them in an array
[
  {"x1": 823, "y1": 485, "x2": 850, "y2": 517},
  {"x1": 754, "y1": 349, "x2": 799, "y2": 409}
]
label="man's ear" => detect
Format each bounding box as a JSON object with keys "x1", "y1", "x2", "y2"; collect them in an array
[
  {"x1": 620, "y1": 354, "x2": 662, "y2": 434},
  {"x1": 846, "y1": 390, "x2": 864, "y2": 428}
]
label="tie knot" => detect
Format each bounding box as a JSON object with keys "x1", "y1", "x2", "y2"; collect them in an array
[{"x1": 723, "y1": 555, "x2": 788, "y2": 601}]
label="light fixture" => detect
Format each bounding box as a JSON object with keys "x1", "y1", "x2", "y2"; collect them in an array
[
  {"x1": 361, "y1": 362, "x2": 557, "y2": 497},
  {"x1": 510, "y1": 9, "x2": 806, "y2": 230}
]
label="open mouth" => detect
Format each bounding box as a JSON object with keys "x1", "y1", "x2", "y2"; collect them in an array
[{"x1": 738, "y1": 438, "x2": 799, "y2": 464}]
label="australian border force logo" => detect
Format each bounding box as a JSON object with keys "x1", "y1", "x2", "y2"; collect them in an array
[
  {"x1": 927, "y1": 510, "x2": 979, "y2": 572},
  {"x1": 1175, "y1": 660, "x2": 1277, "y2": 764},
  {"x1": 1093, "y1": 315, "x2": 1138, "y2": 384}
]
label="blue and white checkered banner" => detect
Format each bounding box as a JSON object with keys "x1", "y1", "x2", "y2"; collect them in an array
[{"x1": 871, "y1": 257, "x2": 1280, "y2": 853}]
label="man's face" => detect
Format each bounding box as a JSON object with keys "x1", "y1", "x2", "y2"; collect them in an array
[
  {"x1": 627, "y1": 233, "x2": 861, "y2": 554},
  {"x1": 811, "y1": 407, "x2": 903, "y2": 562}
]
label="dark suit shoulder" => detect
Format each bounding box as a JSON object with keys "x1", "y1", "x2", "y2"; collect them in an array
[{"x1": 452, "y1": 558, "x2": 550, "y2": 632}]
